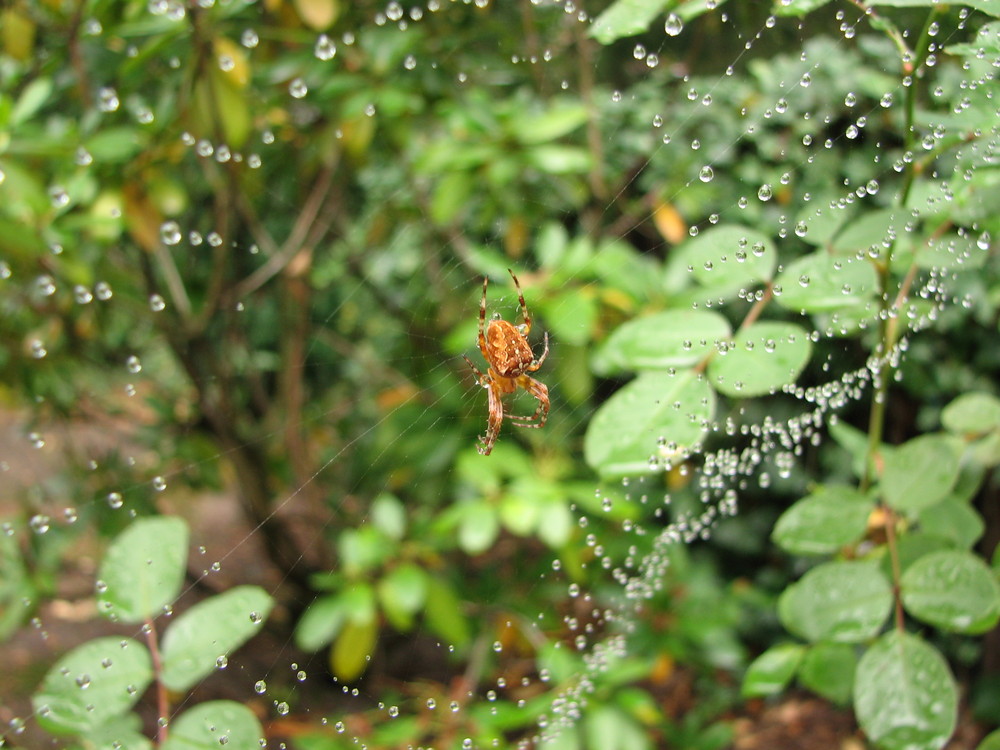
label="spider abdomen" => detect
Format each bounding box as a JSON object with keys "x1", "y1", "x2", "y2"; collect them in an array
[{"x1": 486, "y1": 319, "x2": 535, "y2": 377}]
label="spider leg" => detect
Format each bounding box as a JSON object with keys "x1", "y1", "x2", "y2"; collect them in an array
[
  {"x1": 463, "y1": 354, "x2": 487, "y2": 385},
  {"x1": 478, "y1": 276, "x2": 489, "y2": 358},
  {"x1": 508, "y1": 268, "x2": 531, "y2": 336},
  {"x1": 508, "y1": 375, "x2": 549, "y2": 429},
  {"x1": 478, "y1": 381, "x2": 504, "y2": 456},
  {"x1": 526, "y1": 331, "x2": 549, "y2": 371}
]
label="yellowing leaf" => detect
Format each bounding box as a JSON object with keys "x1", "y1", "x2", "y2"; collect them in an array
[
  {"x1": 213, "y1": 38, "x2": 250, "y2": 89},
  {"x1": 294, "y1": 0, "x2": 340, "y2": 30},
  {"x1": 1, "y1": 9, "x2": 35, "y2": 61},
  {"x1": 330, "y1": 620, "x2": 377, "y2": 681},
  {"x1": 652, "y1": 202, "x2": 687, "y2": 244}
]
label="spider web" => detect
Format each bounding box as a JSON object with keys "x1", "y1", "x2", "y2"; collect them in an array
[{"x1": 1, "y1": 1, "x2": 995, "y2": 748}]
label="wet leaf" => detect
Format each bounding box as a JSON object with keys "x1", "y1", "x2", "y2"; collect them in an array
[
  {"x1": 742, "y1": 643, "x2": 805, "y2": 697},
  {"x1": 707, "y1": 321, "x2": 811, "y2": 398},
  {"x1": 779, "y1": 560, "x2": 892, "y2": 643},
  {"x1": 33, "y1": 637, "x2": 152, "y2": 734},
  {"x1": 798, "y1": 642, "x2": 856, "y2": 705},
  {"x1": 593, "y1": 310, "x2": 731, "y2": 375},
  {"x1": 161, "y1": 700, "x2": 265, "y2": 750},
  {"x1": 773, "y1": 250, "x2": 878, "y2": 313},
  {"x1": 855, "y1": 631, "x2": 957, "y2": 750},
  {"x1": 665, "y1": 224, "x2": 777, "y2": 295},
  {"x1": 585, "y1": 369, "x2": 715, "y2": 477},
  {"x1": 901, "y1": 550, "x2": 1000, "y2": 634},
  {"x1": 942, "y1": 392, "x2": 1000, "y2": 436},
  {"x1": 881, "y1": 433, "x2": 963, "y2": 513},
  {"x1": 97, "y1": 516, "x2": 188, "y2": 623},
  {"x1": 772, "y1": 485, "x2": 873, "y2": 555},
  {"x1": 160, "y1": 586, "x2": 274, "y2": 692}
]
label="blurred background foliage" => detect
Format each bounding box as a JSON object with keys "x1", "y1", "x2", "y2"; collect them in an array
[{"x1": 1, "y1": 0, "x2": 1000, "y2": 748}]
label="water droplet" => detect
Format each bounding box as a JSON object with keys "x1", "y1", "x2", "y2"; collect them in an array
[
  {"x1": 30, "y1": 515, "x2": 51, "y2": 534},
  {"x1": 664, "y1": 13, "x2": 683, "y2": 36},
  {"x1": 49, "y1": 185, "x2": 70, "y2": 209},
  {"x1": 758, "y1": 184, "x2": 773, "y2": 201},
  {"x1": 160, "y1": 221, "x2": 182, "y2": 245},
  {"x1": 289, "y1": 78, "x2": 308, "y2": 99},
  {"x1": 149, "y1": 294, "x2": 166, "y2": 312},
  {"x1": 98, "y1": 87, "x2": 120, "y2": 112},
  {"x1": 698, "y1": 165, "x2": 714, "y2": 182},
  {"x1": 315, "y1": 34, "x2": 336, "y2": 60}
]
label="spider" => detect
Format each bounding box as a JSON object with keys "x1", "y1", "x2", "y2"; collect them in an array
[{"x1": 463, "y1": 269, "x2": 550, "y2": 456}]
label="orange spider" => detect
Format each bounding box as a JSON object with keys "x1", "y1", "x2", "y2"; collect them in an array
[{"x1": 464, "y1": 269, "x2": 550, "y2": 456}]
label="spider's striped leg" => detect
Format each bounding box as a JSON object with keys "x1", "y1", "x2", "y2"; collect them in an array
[
  {"x1": 527, "y1": 331, "x2": 549, "y2": 370},
  {"x1": 478, "y1": 276, "x2": 489, "y2": 355},
  {"x1": 508, "y1": 268, "x2": 532, "y2": 336},
  {"x1": 509, "y1": 375, "x2": 549, "y2": 429},
  {"x1": 463, "y1": 354, "x2": 487, "y2": 385},
  {"x1": 479, "y1": 378, "x2": 504, "y2": 456}
]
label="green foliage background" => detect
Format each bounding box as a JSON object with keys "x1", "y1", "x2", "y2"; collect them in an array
[{"x1": 1, "y1": 0, "x2": 1000, "y2": 748}]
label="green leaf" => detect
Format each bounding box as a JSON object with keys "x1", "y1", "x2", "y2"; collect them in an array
[
  {"x1": 538, "y1": 287, "x2": 598, "y2": 347},
  {"x1": 742, "y1": 643, "x2": 805, "y2": 697},
  {"x1": 666, "y1": 225, "x2": 777, "y2": 295},
  {"x1": 423, "y1": 576, "x2": 471, "y2": 649},
  {"x1": 942, "y1": 392, "x2": 1000, "y2": 436},
  {"x1": 377, "y1": 563, "x2": 428, "y2": 630},
  {"x1": 584, "y1": 369, "x2": 716, "y2": 477},
  {"x1": 499, "y1": 479, "x2": 547, "y2": 535},
  {"x1": 11, "y1": 77, "x2": 53, "y2": 127},
  {"x1": 798, "y1": 642, "x2": 856, "y2": 705},
  {"x1": 773, "y1": 0, "x2": 835, "y2": 17},
  {"x1": 458, "y1": 501, "x2": 500, "y2": 555},
  {"x1": 916, "y1": 233, "x2": 985, "y2": 270},
  {"x1": 589, "y1": 0, "x2": 672, "y2": 44},
  {"x1": 901, "y1": 550, "x2": 1000, "y2": 634},
  {"x1": 778, "y1": 560, "x2": 892, "y2": 643},
  {"x1": 32, "y1": 637, "x2": 152, "y2": 734},
  {"x1": 855, "y1": 631, "x2": 957, "y2": 750},
  {"x1": 430, "y1": 170, "x2": 473, "y2": 224},
  {"x1": 707, "y1": 321, "x2": 812, "y2": 398},
  {"x1": 84, "y1": 127, "x2": 150, "y2": 164},
  {"x1": 159, "y1": 585, "x2": 273, "y2": 692},
  {"x1": 536, "y1": 500, "x2": 574, "y2": 549},
  {"x1": 978, "y1": 729, "x2": 1000, "y2": 750},
  {"x1": 917, "y1": 498, "x2": 984, "y2": 549},
  {"x1": 881, "y1": 434, "x2": 963, "y2": 513},
  {"x1": 592, "y1": 310, "x2": 731, "y2": 375},
  {"x1": 83, "y1": 714, "x2": 153, "y2": 750},
  {"x1": 161, "y1": 701, "x2": 265, "y2": 750},
  {"x1": 512, "y1": 103, "x2": 588, "y2": 144},
  {"x1": 97, "y1": 516, "x2": 188, "y2": 623},
  {"x1": 584, "y1": 705, "x2": 652, "y2": 750},
  {"x1": 294, "y1": 594, "x2": 348, "y2": 652},
  {"x1": 772, "y1": 250, "x2": 877, "y2": 313},
  {"x1": 332, "y1": 619, "x2": 378, "y2": 681},
  {"x1": 525, "y1": 144, "x2": 591, "y2": 174},
  {"x1": 339, "y1": 526, "x2": 391, "y2": 576},
  {"x1": 831, "y1": 208, "x2": 910, "y2": 256},
  {"x1": 772, "y1": 485, "x2": 873, "y2": 555},
  {"x1": 371, "y1": 493, "x2": 407, "y2": 541}
]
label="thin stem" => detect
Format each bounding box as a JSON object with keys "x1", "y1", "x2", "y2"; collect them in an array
[
  {"x1": 883, "y1": 507, "x2": 906, "y2": 631},
  {"x1": 144, "y1": 618, "x2": 170, "y2": 744}
]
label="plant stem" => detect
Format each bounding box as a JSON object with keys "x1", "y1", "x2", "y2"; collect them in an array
[{"x1": 144, "y1": 618, "x2": 170, "y2": 744}]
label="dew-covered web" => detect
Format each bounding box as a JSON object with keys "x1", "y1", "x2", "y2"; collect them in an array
[{"x1": 1, "y1": 0, "x2": 996, "y2": 748}]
